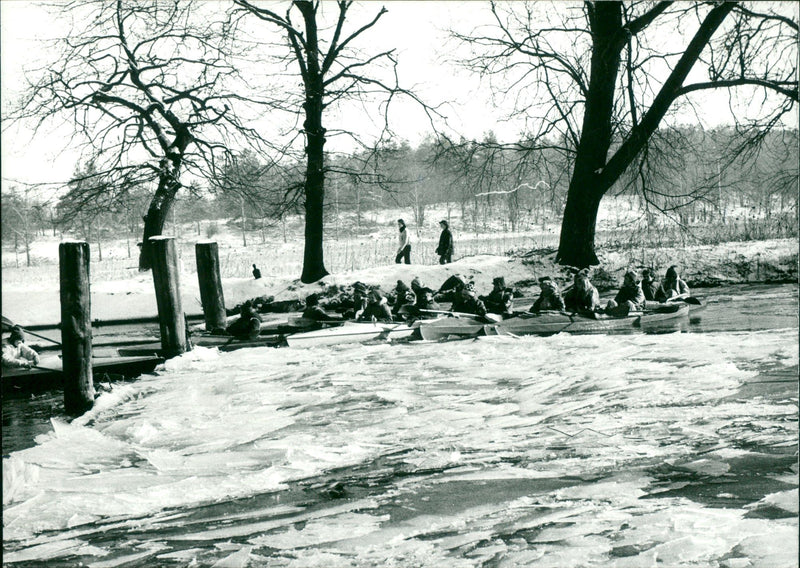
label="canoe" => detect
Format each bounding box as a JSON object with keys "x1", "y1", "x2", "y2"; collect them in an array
[
  {"x1": 2, "y1": 353, "x2": 164, "y2": 393},
  {"x1": 417, "y1": 315, "x2": 492, "y2": 341},
  {"x1": 285, "y1": 321, "x2": 417, "y2": 347}
]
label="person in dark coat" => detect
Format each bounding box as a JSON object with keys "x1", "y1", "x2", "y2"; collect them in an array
[
  {"x1": 252, "y1": 264, "x2": 262, "y2": 279},
  {"x1": 415, "y1": 287, "x2": 440, "y2": 312},
  {"x1": 395, "y1": 219, "x2": 411, "y2": 264},
  {"x1": 662, "y1": 265, "x2": 690, "y2": 300},
  {"x1": 227, "y1": 300, "x2": 263, "y2": 339},
  {"x1": 451, "y1": 282, "x2": 487, "y2": 317},
  {"x1": 641, "y1": 268, "x2": 666, "y2": 302},
  {"x1": 605, "y1": 270, "x2": 645, "y2": 316},
  {"x1": 530, "y1": 276, "x2": 566, "y2": 312},
  {"x1": 302, "y1": 294, "x2": 342, "y2": 322},
  {"x1": 358, "y1": 289, "x2": 394, "y2": 322},
  {"x1": 480, "y1": 276, "x2": 514, "y2": 316},
  {"x1": 346, "y1": 281, "x2": 370, "y2": 320},
  {"x1": 436, "y1": 273, "x2": 467, "y2": 302},
  {"x1": 392, "y1": 280, "x2": 415, "y2": 315},
  {"x1": 435, "y1": 220, "x2": 454, "y2": 264},
  {"x1": 564, "y1": 269, "x2": 601, "y2": 314}
]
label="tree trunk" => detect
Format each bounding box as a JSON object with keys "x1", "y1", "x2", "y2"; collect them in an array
[
  {"x1": 138, "y1": 133, "x2": 189, "y2": 270},
  {"x1": 297, "y1": 1, "x2": 329, "y2": 283}
]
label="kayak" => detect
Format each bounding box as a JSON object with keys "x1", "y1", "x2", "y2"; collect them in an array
[
  {"x1": 285, "y1": 321, "x2": 418, "y2": 347},
  {"x1": 418, "y1": 304, "x2": 690, "y2": 340}
]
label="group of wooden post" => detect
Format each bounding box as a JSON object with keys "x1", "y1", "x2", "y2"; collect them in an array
[{"x1": 59, "y1": 239, "x2": 226, "y2": 415}]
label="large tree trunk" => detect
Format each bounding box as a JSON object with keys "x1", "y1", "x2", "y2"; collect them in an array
[
  {"x1": 556, "y1": 2, "x2": 624, "y2": 267},
  {"x1": 298, "y1": 1, "x2": 329, "y2": 284},
  {"x1": 138, "y1": 174, "x2": 181, "y2": 271}
]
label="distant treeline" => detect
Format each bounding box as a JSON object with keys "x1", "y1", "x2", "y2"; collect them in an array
[{"x1": 2, "y1": 126, "x2": 797, "y2": 266}]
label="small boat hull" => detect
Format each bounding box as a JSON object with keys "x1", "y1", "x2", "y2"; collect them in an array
[{"x1": 285, "y1": 322, "x2": 416, "y2": 347}]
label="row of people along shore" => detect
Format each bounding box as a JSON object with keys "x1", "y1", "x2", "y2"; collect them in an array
[{"x1": 227, "y1": 265, "x2": 691, "y2": 336}]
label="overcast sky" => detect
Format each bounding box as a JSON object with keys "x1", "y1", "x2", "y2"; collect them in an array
[{"x1": 2, "y1": 1, "x2": 795, "y2": 196}]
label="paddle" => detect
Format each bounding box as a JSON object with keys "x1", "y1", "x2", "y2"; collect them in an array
[{"x1": 1, "y1": 316, "x2": 62, "y2": 346}]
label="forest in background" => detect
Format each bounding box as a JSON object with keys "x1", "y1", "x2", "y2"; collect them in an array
[{"x1": 3, "y1": 124, "x2": 797, "y2": 269}]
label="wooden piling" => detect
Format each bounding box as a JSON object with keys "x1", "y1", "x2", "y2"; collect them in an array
[
  {"x1": 195, "y1": 242, "x2": 227, "y2": 333},
  {"x1": 150, "y1": 236, "x2": 189, "y2": 357},
  {"x1": 59, "y1": 241, "x2": 94, "y2": 415}
]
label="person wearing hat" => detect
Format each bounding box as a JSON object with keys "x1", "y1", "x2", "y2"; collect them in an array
[
  {"x1": 530, "y1": 276, "x2": 566, "y2": 312},
  {"x1": 395, "y1": 219, "x2": 412, "y2": 264},
  {"x1": 480, "y1": 276, "x2": 514, "y2": 316},
  {"x1": 564, "y1": 269, "x2": 601, "y2": 313},
  {"x1": 2, "y1": 326, "x2": 40, "y2": 370},
  {"x1": 302, "y1": 294, "x2": 343, "y2": 322},
  {"x1": 435, "y1": 220, "x2": 454, "y2": 264},
  {"x1": 451, "y1": 281, "x2": 487, "y2": 317},
  {"x1": 392, "y1": 280, "x2": 416, "y2": 315},
  {"x1": 605, "y1": 270, "x2": 645, "y2": 316},
  {"x1": 641, "y1": 268, "x2": 666, "y2": 302}
]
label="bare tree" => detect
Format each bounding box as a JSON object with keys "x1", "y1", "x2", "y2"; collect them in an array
[
  {"x1": 234, "y1": 0, "x2": 439, "y2": 282},
  {"x1": 8, "y1": 0, "x2": 277, "y2": 270},
  {"x1": 455, "y1": 1, "x2": 798, "y2": 267}
]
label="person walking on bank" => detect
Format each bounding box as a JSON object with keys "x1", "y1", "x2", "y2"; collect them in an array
[
  {"x1": 395, "y1": 219, "x2": 411, "y2": 264},
  {"x1": 436, "y1": 220, "x2": 453, "y2": 264}
]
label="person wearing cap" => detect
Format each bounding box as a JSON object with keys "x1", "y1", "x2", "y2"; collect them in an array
[
  {"x1": 395, "y1": 219, "x2": 412, "y2": 264},
  {"x1": 392, "y1": 280, "x2": 416, "y2": 315},
  {"x1": 227, "y1": 300, "x2": 263, "y2": 339},
  {"x1": 435, "y1": 220, "x2": 454, "y2": 264},
  {"x1": 480, "y1": 276, "x2": 514, "y2": 316},
  {"x1": 451, "y1": 282, "x2": 488, "y2": 317},
  {"x1": 605, "y1": 270, "x2": 646, "y2": 316},
  {"x1": 2, "y1": 326, "x2": 40, "y2": 370},
  {"x1": 641, "y1": 268, "x2": 666, "y2": 302},
  {"x1": 530, "y1": 276, "x2": 566, "y2": 312},
  {"x1": 302, "y1": 294, "x2": 342, "y2": 322},
  {"x1": 564, "y1": 269, "x2": 600, "y2": 313},
  {"x1": 436, "y1": 273, "x2": 467, "y2": 302},
  {"x1": 358, "y1": 288, "x2": 393, "y2": 322},
  {"x1": 662, "y1": 265, "x2": 690, "y2": 300}
]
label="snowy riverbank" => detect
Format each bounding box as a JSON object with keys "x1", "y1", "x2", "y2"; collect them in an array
[{"x1": 1, "y1": 238, "x2": 797, "y2": 327}]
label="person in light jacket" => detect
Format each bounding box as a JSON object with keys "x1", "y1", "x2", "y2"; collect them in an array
[
  {"x1": 662, "y1": 265, "x2": 690, "y2": 300},
  {"x1": 2, "y1": 326, "x2": 40, "y2": 369},
  {"x1": 395, "y1": 219, "x2": 411, "y2": 264},
  {"x1": 435, "y1": 220, "x2": 454, "y2": 264}
]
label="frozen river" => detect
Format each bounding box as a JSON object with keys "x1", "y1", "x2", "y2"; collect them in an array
[{"x1": 3, "y1": 284, "x2": 798, "y2": 567}]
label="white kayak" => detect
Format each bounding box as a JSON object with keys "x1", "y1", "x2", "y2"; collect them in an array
[{"x1": 285, "y1": 321, "x2": 417, "y2": 347}]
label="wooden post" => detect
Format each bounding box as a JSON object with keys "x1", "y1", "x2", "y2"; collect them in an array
[
  {"x1": 150, "y1": 236, "x2": 189, "y2": 357},
  {"x1": 59, "y1": 241, "x2": 94, "y2": 415},
  {"x1": 195, "y1": 242, "x2": 227, "y2": 333}
]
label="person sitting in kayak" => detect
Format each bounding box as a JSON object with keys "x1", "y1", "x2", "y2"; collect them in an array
[
  {"x1": 530, "y1": 276, "x2": 566, "y2": 312},
  {"x1": 451, "y1": 282, "x2": 488, "y2": 317},
  {"x1": 358, "y1": 288, "x2": 394, "y2": 322},
  {"x1": 641, "y1": 268, "x2": 667, "y2": 302},
  {"x1": 392, "y1": 280, "x2": 415, "y2": 315},
  {"x1": 227, "y1": 300, "x2": 263, "y2": 339},
  {"x1": 662, "y1": 265, "x2": 690, "y2": 300},
  {"x1": 564, "y1": 269, "x2": 600, "y2": 314},
  {"x1": 435, "y1": 273, "x2": 467, "y2": 302},
  {"x1": 2, "y1": 326, "x2": 40, "y2": 369},
  {"x1": 345, "y1": 281, "x2": 370, "y2": 320},
  {"x1": 605, "y1": 270, "x2": 645, "y2": 316},
  {"x1": 480, "y1": 276, "x2": 514, "y2": 317},
  {"x1": 303, "y1": 294, "x2": 343, "y2": 322}
]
